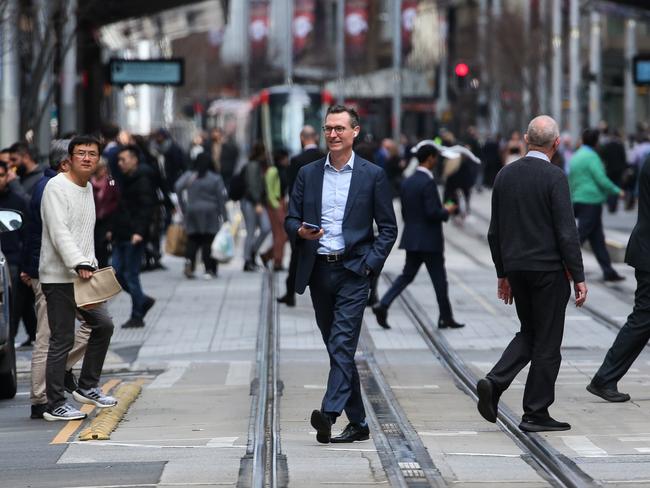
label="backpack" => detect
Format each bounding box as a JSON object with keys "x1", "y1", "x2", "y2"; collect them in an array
[{"x1": 228, "y1": 165, "x2": 247, "y2": 201}]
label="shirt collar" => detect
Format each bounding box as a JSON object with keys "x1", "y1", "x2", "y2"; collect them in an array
[
  {"x1": 526, "y1": 150, "x2": 551, "y2": 163},
  {"x1": 325, "y1": 151, "x2": 355, "y2": 171},
  {"x1": 303, "y1": 143, "x2": 318, "y2": 150},
  {"x1": 416, "y1": 166, "x2": 434, "y2": 179}
]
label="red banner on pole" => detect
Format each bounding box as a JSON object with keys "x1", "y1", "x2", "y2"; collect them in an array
[
  {"x1": 345, "y1": 0, "x2": 369, "y2": 56},
  {"x1": 293, "y1": 0, "x2": 315, "y2": 55},
  {"x1": 250, "y1": 0, "x2": 269, "y2": 60},
  {"x1": 402, "y1": 0, "x2": 418, "y2": 53}
]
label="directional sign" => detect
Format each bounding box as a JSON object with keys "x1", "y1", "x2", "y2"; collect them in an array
[
  {"x1": 108, "y1": 58, "x2": 184, "y2": 86},
  {"x1": 633, "y1": 55, "x2": 650, "y2": 86}
]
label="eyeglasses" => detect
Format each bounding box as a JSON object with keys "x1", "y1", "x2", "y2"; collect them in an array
[
  {"x1": 72, "y1": 151, "x2": 99, "y2": 159},
  {"x1": 322, "y1": 126, "x2": 348, "y2": 135}
]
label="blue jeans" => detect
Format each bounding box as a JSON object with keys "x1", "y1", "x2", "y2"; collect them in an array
[{"x1": 112, "y1": 241, "x2": 146, "y2": 319}]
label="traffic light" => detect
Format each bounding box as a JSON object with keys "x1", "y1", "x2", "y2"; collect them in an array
[{"x1": 454, "y1": 62, "x2": 470, "y2": 91}]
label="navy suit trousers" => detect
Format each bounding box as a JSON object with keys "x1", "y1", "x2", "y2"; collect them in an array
[
  {"x1": 380, "y1": 251, "x2": 452, "y2": 321},
  {"x1": 309, "y1": 260, "x2": 369, "y2": 423}
]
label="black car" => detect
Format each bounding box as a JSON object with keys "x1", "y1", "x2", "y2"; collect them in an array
[{"x1": 0, "y1": 209, "x2": 24, "y2": 399}]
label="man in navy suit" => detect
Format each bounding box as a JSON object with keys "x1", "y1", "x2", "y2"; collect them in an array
[
  {"x1": 285, "y1": 105, "x2": 397, "y2": 444},
  {"x1": 372, "y1": 144, "x2": 464, "y2": 330}
]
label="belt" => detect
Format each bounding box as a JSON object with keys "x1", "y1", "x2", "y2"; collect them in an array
[{"x1": 316, "y1": 253, "x2": 345, "y2": 263}]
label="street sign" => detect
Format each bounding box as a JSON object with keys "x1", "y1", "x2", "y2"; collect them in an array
[
  {"x1": 633, "y1": 55, "x2": 650, "y2": 86},
  {"x1": 108, "y1": 58, "x2": 184, "y2": 86}
]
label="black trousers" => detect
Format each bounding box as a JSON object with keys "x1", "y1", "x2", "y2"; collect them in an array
[
  {"x1": 592, "y1": 269, "x2": 650, "y2": 389},
  {"x1": 486, "y1": 270, "x2": 570, "y2": 421},
  {"x1": 42, "y1": 283, "x2": 114, "y2": 409},
  {"x1": 573, "y1": 203, "x2": 616, "y2": 277},
  {"x1": 309, "y1": 261, "x2": 369, "y2": 424},
  {"x1": 9, "y1": 264, "x2": 37, "y2": 341},
  {"x1": 379, "y1": 251, "x2": 452, "y2": 321},
  {"x1": 185, "y1": 233, "x2": 217, "y2": 274}
]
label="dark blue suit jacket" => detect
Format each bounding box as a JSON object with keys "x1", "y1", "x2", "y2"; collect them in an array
[
  {"x1": 399, "y1": 169, "x2": 449, "y2": 253},
  {"x1": 285, "y1": 155, "x2": 397, "y2": 294}
]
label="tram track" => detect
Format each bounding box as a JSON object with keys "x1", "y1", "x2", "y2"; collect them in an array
[
  {"x1": 237, "y1": 271, "x2": 287, "y2": 488},
  {"x1": 383, "y1": 272, "x2": 599, "y2": 488}
]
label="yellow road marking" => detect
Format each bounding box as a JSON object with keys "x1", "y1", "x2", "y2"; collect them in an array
[{"x1": 50, "y1": 378, "x2": 121, "y2": 445}]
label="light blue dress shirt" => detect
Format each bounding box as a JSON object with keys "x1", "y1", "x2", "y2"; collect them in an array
[
  {"x1": 526, "y1": 150, "x2": 550, "y2": 163},
  {"x1": 318, "y1": 151, "x2": 355, "y2": 254}
]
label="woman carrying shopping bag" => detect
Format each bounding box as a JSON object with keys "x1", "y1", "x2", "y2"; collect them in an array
[{"x1": 175, "y1": 152, "x2": 228, "y2": 279}]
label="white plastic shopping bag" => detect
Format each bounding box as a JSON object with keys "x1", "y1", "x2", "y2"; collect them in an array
[{"x1": 211, "y1": 223, "x2": 235, "y2": 263}]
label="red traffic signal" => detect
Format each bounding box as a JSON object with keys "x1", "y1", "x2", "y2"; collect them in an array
[{"x1": 455, "y1": 62, "x2": 469, "y2": 77}]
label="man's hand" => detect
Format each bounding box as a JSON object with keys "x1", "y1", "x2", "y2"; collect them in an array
[
  {"x1": 106, "y1": 231, "x2": 112, "y2": 242},
  {"x1": 255, "y1": 204, "x2": 264, "y2": 215},
  {"x1": 497, "y1": 277, "x2": 513, "y2": 305},
  {"x1": 19, "y1": 272, "x2": 31, "y2": 286},
  {"x1": 77, "y1": 269, "x2": 93, "y2": 280},
  {"x1": 619, "y1": 190, "x2": 626, "y2": 199},
  {"x1": 297, "y1": 225, "x2": 324, "y2": 241},
  {"x1": 131, "y1": 233, "x2": 143, "y2": 245},
  {"x1": 574, "y1": 281, "x2": 587, "y2": 307}
]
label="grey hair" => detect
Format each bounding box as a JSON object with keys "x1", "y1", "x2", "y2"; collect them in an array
[
  {"x1": 49, "y1": 139, "x2": 71, "y2": 169},
  {"x1": 300, "y1": 125, "x2": 317, "y2": 139},
  {"x1": 526, "y1": 115, "x2": 559, "y2": 148}
]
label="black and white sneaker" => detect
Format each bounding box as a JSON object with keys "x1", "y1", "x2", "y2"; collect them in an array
[
  {"x1": 43, "y1": 403, "x2": 87, "y2": 421},
  {"x1": 73, "y1": 387, "x2": 117, "y2": 408}
]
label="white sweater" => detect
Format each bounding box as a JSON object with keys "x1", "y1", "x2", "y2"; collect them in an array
[{"x1": 39, "y1": 173, "x2": 97, "y2": 284}]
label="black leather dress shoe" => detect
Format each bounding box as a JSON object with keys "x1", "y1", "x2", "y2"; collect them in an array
[
  {"x1": 586, "y1": 383, "x2": 631, "y2": 402},
  {"x1": 277, "y1": 295, "x2": 296, "y2": 307},
  {"x1": 438, "y1": 318, "x2": 465, "y2": 329},
  {"x1": 331, "y1": 422, "x2": 370, "y2": 443},
  {"x1": 519, "y1": 417, "x2": 571, "y2": 432},
  {"x1": 372, "y1": 304, "x2": 390, "y2": 329},
  {"x1": 476, "y1": 378, "x2": 498, "y2": 423},
  {"x1": 310, "y1": 409, "x2": 332, "y2": 444}
]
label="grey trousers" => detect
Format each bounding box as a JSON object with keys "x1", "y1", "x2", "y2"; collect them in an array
[
  {"x1": 241, "y1": 199, "x2": 271, "y2": 262},
  {"x1": 30, "y1": 279, "x2": 91, "y2": 406},
  {"x1": 42, "y1": 283, "x2": 114, "y2": 410}
]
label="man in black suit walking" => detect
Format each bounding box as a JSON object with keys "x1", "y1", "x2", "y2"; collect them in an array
[
  {"x1": 587, "y1": 155, "x2": 650, "y2": 403},
  {"x1": 285, "y1": 105, "x2": 397, "y2": 444},
  {"x1": 477, "y1": 115, "x2": 587, "y2": 433},
  {"x1": 278, "y1": 126, "x2": 324, "y2": 307},
  {"x1": 371, "y1": 143, "x2": 464, "y2": 330}
]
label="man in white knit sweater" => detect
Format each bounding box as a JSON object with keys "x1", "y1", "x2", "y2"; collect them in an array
[{"x1": 40, "y1": 135, "x2": 117, "y2": 421}]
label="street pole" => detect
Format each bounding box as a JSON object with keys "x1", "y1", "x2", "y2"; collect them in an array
[
  {"x1": 242, "y1": 0, "x2": 250, "y2": 97},
  {"x1": 489, "y1": 0, "x2": 501, "y2": 135},
  {"x1": 551, "y1": 0, "x2": 562, "y2": 125},
  {"x1": 568, "y1": 0, "x2": 580, "y2": 143},
  {"x1": 336, "y1": 0, "x2": 345, "y2": 104},
  {"x1": 0, "y1": 0, "x2": 20, "y2": 147},
  {"x1": 538, "y1": 0, "x2": 548, "y2": 114},
  {"x1": 522, "y1": 0, "x2": 531, "y2": 128},
  {"x1": 477, "y1": 0, "x2": 488, "y2": 137},
  {"x1": 624, "y1": 19, "x2": 637, "y2": 139},
  {"x1": 392, "y1": 0, "x2": 402, "y2": 142},
  {"x1": 285, "y1": 0, "x2": 293, "y2": 86},
  {"x1": 588, "y1": 10, "x2": 602, "y2": 128},
  {"x1": 61, "y1": 0, "x2": 77, "y2": 135},
  {"x1": 37, "y1": 0, "x2": 52, "y2": 156},
  {"x1": 436, "y1": 8, "x2": 448, "y2": 120}
]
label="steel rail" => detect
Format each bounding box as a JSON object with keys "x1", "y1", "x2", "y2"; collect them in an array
[{"x1": 384, "y1": 272, "x2": 599, "y2": 488}]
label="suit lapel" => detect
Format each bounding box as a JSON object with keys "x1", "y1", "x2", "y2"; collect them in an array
[{"x1": 343, "y1": 156, "x2": 364, "y2": 223}]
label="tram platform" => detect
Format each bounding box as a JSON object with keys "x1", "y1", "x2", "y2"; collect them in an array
[{"x1": 7, "y1": 195, "x2": 649, "y2": 487}]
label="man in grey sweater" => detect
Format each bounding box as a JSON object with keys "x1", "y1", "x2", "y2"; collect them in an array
[
  {"x1": 40, "y1": 135, "x2": 117, "y2": 421},
  {"x1": 476, "y1": 116, "x2": 587, "y2": 432}
]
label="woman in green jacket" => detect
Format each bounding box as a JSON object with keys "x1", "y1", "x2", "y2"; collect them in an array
[{"x1": 568, "y1": 128, "x2": 625, "y2": 281}]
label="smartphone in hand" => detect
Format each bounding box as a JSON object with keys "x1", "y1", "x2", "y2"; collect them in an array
[{"x1": 302, "y1": 222, "x2": 321, "y2": 232}]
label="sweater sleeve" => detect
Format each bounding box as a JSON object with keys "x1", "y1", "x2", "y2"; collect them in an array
[
  {"x1": 589, "y1": 154, "x2": 621, "y2": 196},
  {"x1": 265, "y1": 167, "x2": 280, "y2": 209},
  {"x1": 550, "y1": 175, "x2": 585, "y2": 283},
  {"x1": 487, "y1": 187, "x2": 505, "y2": 278},
  {"x1": 41, "y1": 183, "x2": 88, "y2": 270}
]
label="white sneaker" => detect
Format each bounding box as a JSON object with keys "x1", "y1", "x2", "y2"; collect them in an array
[
  {"x1": 73, "y1": 387, "x2": 117, "y2": 408},
  {"x1": 43, "y1": 403, "x2": 87, "y2": 421}
]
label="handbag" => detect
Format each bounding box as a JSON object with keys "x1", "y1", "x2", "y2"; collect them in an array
[
  {"x1": 165, "y1": 223, "x2": 187, "y2": 257},
  {"x1": 73, "y1": 267, "x2": 122, "y2": 309},
  {"x1": 211, "y1": 223, "x2": 235, "y2": 263}
]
